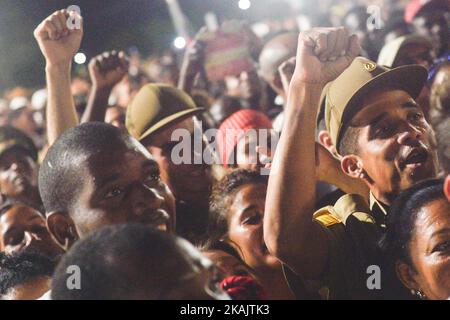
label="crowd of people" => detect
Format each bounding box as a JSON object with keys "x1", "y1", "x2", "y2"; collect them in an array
[{"x1": 0, "y1": 0, "x2": 449, "y2": 300}]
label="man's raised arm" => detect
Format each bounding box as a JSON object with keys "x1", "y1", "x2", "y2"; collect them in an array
[
  {"x1": 34, "y1": 9, "x2": 83, "y2": 145},
  {"x1": 264, "y1": 28, "x2": 360, "y2": 278}
]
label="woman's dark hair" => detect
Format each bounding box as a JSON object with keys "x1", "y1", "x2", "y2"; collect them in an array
[
  {"x1": 380, "y1": 178, "x2": 445, "y2": 268},
  {"x1": 203, "y1": 169, "x2": 268, "y2": 260}
]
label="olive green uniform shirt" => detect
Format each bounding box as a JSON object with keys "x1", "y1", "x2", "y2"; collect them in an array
[{"x1": 284, "y1": 193, "x2": 393, "y2": 300}]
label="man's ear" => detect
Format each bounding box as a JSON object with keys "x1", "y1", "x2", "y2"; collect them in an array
[
  {"x1": 341, "y1": 154, "x2": 365, "y2": 179},
  {"x1": 444, "y1": 175, "x2": 450, "y2": 202},
  {"x1": 396, "y1": 260, "x2": 420, "y2": 294},
  {"x1": 318, "y1": 130, "x2": 339, "y2": 157},
  {"x1": 46, "y1": 211, "x2": 79, "y2": 251}
]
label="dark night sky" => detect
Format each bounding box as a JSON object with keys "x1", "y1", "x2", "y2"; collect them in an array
[{"x1": 0, "y1": 0, "x2": 288, "y2": 92}]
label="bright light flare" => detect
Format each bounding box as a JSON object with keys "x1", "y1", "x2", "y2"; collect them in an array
[
  {"x1": 238, "y1": 0, "x2": 251, "y2": 10},
  {"x1": 173, "y1": 36, "x2": 186, "y2": 49},
  {"x1": 74, "y1": 52, "x2": 86, "y2": 64}
]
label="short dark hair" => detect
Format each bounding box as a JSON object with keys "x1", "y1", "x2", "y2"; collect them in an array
[
  {"x1": 338, "y1": 125, "x2": 361, "y2": 156},
  {"x1": 0, "y1": 125, "x2": 38, "y2": 162},
  {"x1": 52, "y1": 224, "x2": 190, "y2": 300},
  {"x1": 379, "y1": 178, "x2": 445, "y2": 267},
  {"x1": 206, "y1": 169, "x2": 268, "y2": 254},
  {"x1": 0, "y1": 248, "x2": 57, "y2": 296},
  {"x1": 38, "y1": 122, "x2": 133, "y2": 214}
]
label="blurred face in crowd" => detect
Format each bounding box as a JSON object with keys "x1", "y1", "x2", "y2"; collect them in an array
[
  {"x1": 47, "y1": 139, "x2": 176, "y2": 247},
  {"x1": 344, "y1": 10, "x2": 376, "y2": 57},
  {"x1": 71, "y1": 78, "x2": 90, "y2": 118},
  {"x1": 258, "y1": 32, "x2": 297, "y2": 97},
  {"x1": 209, "y1": 96, "x2": 241, "y2": 127},
  {"x1": 0, "y1": 148, "x2": 38, "y2": 200},
  {"x1": 105, "y1": 106, "x2": 126, "y2": 130},
  {"x1": 430, "y1": 64, "x2": 450, "y2": 115},
  {"x1": 226, "y1": 183, "x2": 279, "y2": 273},
  {"x1": 342, "y1": 89, "x2": 439, "y2": 204},
  {"x1": 143, "y1": 117, "x2": 212, "y2": 206},
  {"x1": 397, "y1": 198, "x2": 450, "y2": 300},
  {"x1": 225, "y1": 70, "x2": 262, "y2": 107},
  {"x1": 0, "y1": 204, "x2": 63, "y2": 257},
  {"x1": 395, "y1": 43, "x2": 434, "y2": 69},
  {"x1": 235, "y1": 130, "x2": 275, "y2": 171},
  {"x1": 434, "y1": 63, "x2": 450, "y2": 84},
  {"x1": 9, "y1": 108, "x2": 38, "y2": 139},
  {"x1": 413, "y1": 12, "x2": 449, "y2": 57}
]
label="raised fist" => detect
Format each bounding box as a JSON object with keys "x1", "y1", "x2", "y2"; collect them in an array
[
  {"x1": 292, "y1": 27, "x2": 361, "y2": 85},
  {"x1": 34, "y1": 9, "x2": 83, "y2": 66},
  {"x1": 89, "y1": 51, "x2": 129, "y2": 90}
]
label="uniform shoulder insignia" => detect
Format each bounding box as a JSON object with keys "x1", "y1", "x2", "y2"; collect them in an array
[{"x1": 313, "y1": 207, "x2": 342, "y2": 227}]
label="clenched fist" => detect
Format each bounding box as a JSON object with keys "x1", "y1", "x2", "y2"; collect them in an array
[
  {"x1": 89, "y1": 51, "x2": 129, "y2": 90},
  {"x1": 292, "y1": 27, "x2": 361, "y2": 85},
  {"x1": 34, "y1": 9, "x2": 83, "y2": 66}
]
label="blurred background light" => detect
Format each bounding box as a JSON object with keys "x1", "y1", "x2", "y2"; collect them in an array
[
  {"x1": 173, "y1": 36, "x2": 187, "y2": 49},
  {"x1": 238, "y1": 0, "x2": 251, "y2": 11},
  {"x1": 74, "y1": 52, "x2": 87, "y2": 64}
]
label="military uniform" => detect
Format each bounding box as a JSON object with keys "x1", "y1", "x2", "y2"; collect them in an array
[{"x1": 283, "y1": 57, "x2": 428, "y2": 299}]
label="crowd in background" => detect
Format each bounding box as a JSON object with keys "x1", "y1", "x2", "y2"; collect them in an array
[{"x1": 0, "y1": 0, "x2": 449, "y2": 300}]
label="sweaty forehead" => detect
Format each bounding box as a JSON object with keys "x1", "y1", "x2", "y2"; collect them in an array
[
  {"x1": 84, "y1": 140, "x2": 156, "y2": 178},
  {"x1": 350, "y1": 89, "x2": 417, "y2": 127},
  {"x1": 232, "y1": 184, "x2": 267, "y2": 209}
]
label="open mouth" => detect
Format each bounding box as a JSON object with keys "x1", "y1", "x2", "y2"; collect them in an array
[{"x1": 401, "y1": 148, "x2": 429, "y2": 170}]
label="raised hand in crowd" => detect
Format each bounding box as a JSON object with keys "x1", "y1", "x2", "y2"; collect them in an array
[
  {"x1": 34, "y1": 9, "x2": 83, "y2": 145},
  {"x1": 278, "y1": 57, "x2": 296, "y2": 97},
  {"x1": 293, "y1": 27, "x2": 360, "y2": 85},
  {"x1": 178, "y1": 27, "x2": 207, "y2": 94},
  {"x1": 34, "y1": 9, "x2": 83, "y2": 67},
  {"x1": 81, "y1": 51, "x2": 129, "y2": 123},
  {"x1": 264, "y1": 27, "x2": 360, "y2": 279}
]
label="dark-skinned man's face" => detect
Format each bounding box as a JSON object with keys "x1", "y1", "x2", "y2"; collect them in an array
[
  {"x1": 143, "y1": 117, "x2": 212, "y2": 206},
  {"x1": 0, "y1": 149, "x2": 38, "y2": 198},
  {"x1": 413, "y1": 12, "x2": 449, "y2": 56},
  {"x1": 47, "y1": 139, "x2": 176, "y2": 247},
  {"x1": 0, "y1": 204, "x2": 63, "y2": 257},
  {"x1": 396, "y1": 43, "x2": 435, "y2": 69},
  {"x1": 345, "y1": 89, "x2": 439, "y2": 203}
]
